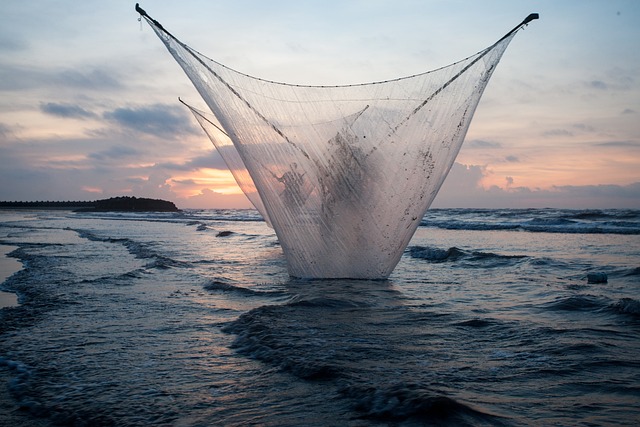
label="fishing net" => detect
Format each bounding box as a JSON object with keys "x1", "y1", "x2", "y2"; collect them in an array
[{"x1": 137, "y1": 4, "x2": 537, "y2": 279}]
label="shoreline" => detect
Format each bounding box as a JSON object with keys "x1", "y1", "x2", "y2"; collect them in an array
[{"x1": 0, "y1": 245, "x2": 21, "y2": 308}]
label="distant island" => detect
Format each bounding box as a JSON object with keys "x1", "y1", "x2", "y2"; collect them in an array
[{"x1": 0, "y1": 197, "x2": 179, "y2": 212}]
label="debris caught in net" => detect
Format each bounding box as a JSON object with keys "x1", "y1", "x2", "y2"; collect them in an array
[{"x1": 136, "y1": 4, "x2": 538, "y2": 279}]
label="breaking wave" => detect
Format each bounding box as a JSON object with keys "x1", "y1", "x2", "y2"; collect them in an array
[
  {"x1": 408, "y1": 245, "x2": 526, "y2": 266},
  {"x1": 204, "y1": 279, "x2": 284, "y2": 297},
  {"x1": 340, "y1": 383, "x2": 503, "y2": 425},
  {"x1": 610, "y1": 298, "x2": 640, "y2": 318},
  {"x1": 421, "y1": 208, "x2": 640, "y2": 234}
]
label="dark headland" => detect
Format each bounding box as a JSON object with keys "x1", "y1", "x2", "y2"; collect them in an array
[{"x1": 0, "y1": 197, "x2": 179, "y2": 212}]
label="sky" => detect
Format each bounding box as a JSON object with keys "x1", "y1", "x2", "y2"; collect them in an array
[{"x1": 1, "y1": 0, "x2": 639, "y2": 209}]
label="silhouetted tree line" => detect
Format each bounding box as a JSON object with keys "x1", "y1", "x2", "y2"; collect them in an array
[
  {"x1": 0, "y1": 197, "x2": 179, "y2": 212},
  {"x1": 90, "y1": 197, "x2": 178, "y2": 212}
]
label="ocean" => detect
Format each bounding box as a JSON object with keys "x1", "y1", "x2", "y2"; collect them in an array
[{"x1": 1, "y1": 208, "x2": 638, "y2": 426}]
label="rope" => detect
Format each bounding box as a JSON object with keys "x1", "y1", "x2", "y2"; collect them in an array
[{"x1": 135, "y1": 4, "x2": 538, "y2": 89}]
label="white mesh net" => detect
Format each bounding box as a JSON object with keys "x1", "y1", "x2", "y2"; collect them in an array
[{"x1": 139, "y1": 5, "x2": 536, "y2": 278}]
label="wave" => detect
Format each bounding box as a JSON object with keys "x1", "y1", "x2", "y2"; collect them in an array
[
  {"x1": 78, "y1": 269, "x2": 145, "y2": 286},
  {"x1": 73, "y1": 228, "x2": 189, "y2": 270},
  {"x1": 408, "y1": 246, "x2": 466, "y2": 262},
  {"x1": 204, "y1": 279, "x2": 283, "y2": 297},
  {"x1": 182, "y1": 209, "x2": 265, "y2": 223},
  {"x1": 189, "y1": 221, "x2": 235, "y2": 237},
  {"x1": 420, "y1": 219, "x2": 640, "y2": 234},
  {"x1": 205, "y1": 280, "x2": 258, "y2": 295},
  {"x1": 454, "y1": 318, "x2": 496, "y2": 328},
  {"x1": 543, "y1": 294, "x2": 610, "y2": 312},
  {"x1": 610, "y1": 298, "x2": 640, "y2": 318},
  {"x1": 408, "y1": 245, "x2": 526, "y2": 267},
  {"x1": 222, "y1": 292, "x2": 505, "y2": 425},
  {"x1": 0, "y1": 357, "x2": 35, "y2": 411},
  {"x1": 340, "y1": 382, "x2": 503, "y2": 425},
  {"x1": 0, "y1": 357, "x2": 117, "y2": 426},
  {"x1": 74, "y1": 210, "x2": 184, "y2": 224},
  {"x1": 543, "y1": 295, "x2": 640, "y2": 320},
  {"x1": 421, "y1": 208, "x2": 640, "y2": 234},
  {"x1": 286, "y1": 295, "x2": 373, "y2": 309},
  {"x1": 623, "y1": 266, "x2": 640, "y2": 277},
  {"x1": 75, "y1": 207, "x2": 640, "y2": 234},
  {"x1": 222, "y1": 304, "x2": 340, "y2": 381}
]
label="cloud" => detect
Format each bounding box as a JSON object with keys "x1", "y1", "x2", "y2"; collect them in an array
[
  {"x1": 505, "y1": 155, "x2": 519, "y2": 163},
  {"x1": 0, "y1": 64, "x2": 39, "y2": 91},
  {"x1": 466, "y1": 139, "x2": 502, "y2": 149},
  {"x1": 0, "y1": 64, "x2": 122, "y2": 92},
  {"x1": 0, "y1": 35, "x2": 27, "y2": 52},
  {"x1": 542, "y1": 129, "x2": 573, "y2": 137},
  {"x1": 159, "y1": 152, "x2": 228, "y2": 172},
  {"x1": 0, "y1": 122, "x2": 11, "y2": 138},
  {"x1": 552, "y1": 183, "x2": 640, "y2": 199},
  {"x1": 53, "y1": 69, "x2": 121, "y2": 90},
  {"x1": 589, "y1": 80, "x2": 607, "y2": 90},
  {"x1": 172, "y1": 178, "x2": 198, "y2": 186},
  {"x1": 579, "y1": 69, "x2": 635, "y2": 94},
  {"x1": 128, "y1": 170, "x2": 175, "y2": 199},
  {"x1": 178, "y1": 188, "x2": 252, "y2": 209},
  {"x1": 438, "y1": 163, "x2": 485, "y2": 189},
  {"x1": 103, "y1": 104, "x2": 197, "y2": 137},
  {"x1": 0, "y1": 145, "x2": 63, "y2": 201},
  {"x1": 594, "y1": 141, "x2": 639, "y2": 148},
  {"x1": 88, "y1": 145, "x2": 141, "y2": 161},
  {"x1": 40, "y1": 102, "x2": 96, "y2": 119},
  {"x1": 432, "y1": 162, "x2": 640, "y2": 209},
  {"x1": 572, "y1": 123, "x2": 596, "y2": 132}
]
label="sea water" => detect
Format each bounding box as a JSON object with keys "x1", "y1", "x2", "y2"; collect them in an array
[{"x1": 0, "y1": 208, "x2": 638, "y2": 426}]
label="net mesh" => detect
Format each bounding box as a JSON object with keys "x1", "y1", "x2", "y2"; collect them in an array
[{"x1": 141, "y1": 9, "x2": 531, "y2": 278}]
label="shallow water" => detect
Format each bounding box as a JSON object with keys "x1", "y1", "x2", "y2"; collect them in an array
[{"x1": 1, "y1": 208, "x2": 639, "y2": 426}]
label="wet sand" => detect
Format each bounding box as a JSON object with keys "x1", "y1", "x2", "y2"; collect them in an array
[{"x1": 0, "y1": 245, "x2": 20, "y2": 308}]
